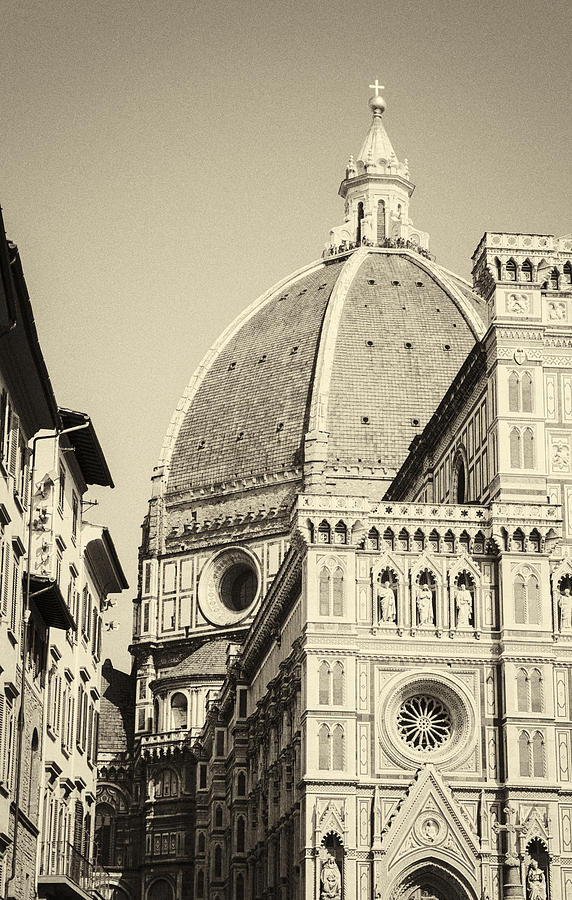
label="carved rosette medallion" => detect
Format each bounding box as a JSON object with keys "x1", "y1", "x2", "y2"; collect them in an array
[{"x1": 377, "y1": 669, "x2": 477, "y2": 770}]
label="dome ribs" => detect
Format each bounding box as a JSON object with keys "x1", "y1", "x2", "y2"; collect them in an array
[
  {"x1": 166, "y1": 260, "x2": 343, "y2": 496},
  {"x1": 325, "y1": 254, "x2": 476, "y2": 474}
]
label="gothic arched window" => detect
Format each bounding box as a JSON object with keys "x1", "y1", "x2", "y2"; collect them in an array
[
  {"x1": 514, "y1": 574, "x2": 527, "y2": 624},
  {"x1": 564, "y1": 261, "x2": 572, "y2": 285},
  {"x1": 530, "y1": 669, "x2": 543, "y2": 712},
  {"x1": 509, "y1": 372, "x2": 520, "y2": 412},
  {"x1": 318, "y1": 724, "x2": 330, "y2": 770},
  {"x1": 197, "y1": 832, "x2": 206, "y2": 854},
  {"x1": 523, "y1": 428, "x2": 535, "y2": 469},
  {"x1": 506, "y1": 258, "x2": 517, "y2": 281},
  {"x1": 237, "y1": 771, "x2": 247, "y2": 797},
  {"x1": 522, "y1": 373, "x2": 534, "y2": 413},
  {"x1": 236, "y1": 874, "x2": 245, "y2": 900},
  {"x1": 236, "y1": 816, "x2": 246, "y2": 853},
  {"x1": 495, "y1": 257, "x2": 502, "y2": 281},
  {"x1": 517, "y1": 669, "x2": 529, "y2": 712},
  {"x1": 214, "y1": 805, "x2": 223, "y2": 829},
  {"x1": 319, "y1": 661, "x2": 330, "y2": 705},
  {"x1": 510, "y1": 428, "x2": 521, "y2": 468},
  {"x1": 319, "y1": 568, "x2": 331, "y2": 616},
  {"x1": 196, "y1": 871, "x2": 205, "y2": 898},
  {"x1": 519, "y1": 731, "x2": 531, "y2": 777},
  {"x1": 332, "y1": 663, "x2": 344, "y2": 706},
  {"x1": 332, "y1": 568, "x2": 344, "y2": 617},
  {"x1": 532, "y1": 732, "x2": 545, "y2": 777},
  {"x1": 332, "y1": 725, "x2": 344, "y2": 770},
  {"x1": 155, "y1": 768, "x2": 178, "y2": 799},
  {"x1": 521, "y1": 259, "x2": 533, "y2": 282},
  {"x1": 367, "y1": 527, "x2": 379, "y2": 550},
  {"x1": 214, "y1": 845, "x2": 222, "y2": 878},
  {"x1": 527, "y1": 574, "x2": 541, "y2": 625},
  {"x1": 334, "y1": 521, "x2": 347, "y2": 544}
]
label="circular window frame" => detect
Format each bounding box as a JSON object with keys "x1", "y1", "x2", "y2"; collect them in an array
[
  {"x1": 198, "y1": 547, "x2": 261, "y2": 627},
  {"x1": 377, "y1": 669, "x2": 477, "y2": 769}
]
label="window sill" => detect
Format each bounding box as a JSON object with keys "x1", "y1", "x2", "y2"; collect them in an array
[{"x1": 6, "y1": 628, "x2": 18, "y2": 647}]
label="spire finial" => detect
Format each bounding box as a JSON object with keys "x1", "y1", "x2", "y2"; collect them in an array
[{"x1": 368, "y1": 78, "x2": 386, "y2": 116}]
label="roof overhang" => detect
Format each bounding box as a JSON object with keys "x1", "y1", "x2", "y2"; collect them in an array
[
  {"x1": 58, "y1": 409, "x2": 114, "y2": 487},
  {"x1": 84, "y1": 527, "x2": 128, "y2": 594},
  {"x1": 30, "y1": 574, "x2": 76, "y2": 631},
  {"x1": 0, "y1": 208, "x2": 59, "y2": 433}
]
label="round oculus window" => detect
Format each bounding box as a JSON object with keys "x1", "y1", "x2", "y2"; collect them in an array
[
  {"x1": 219, "y1": 562, "x2": 257, "y2": 612},
  {"x1": 377, "y1": 670, "x2": 477, "y2": 769},
  {"x1": 198, "y1": 547, "x2": 260, "y2": 626},
  {"x1": 396, "y1": 695, "x2": 451, "y2": 752}
]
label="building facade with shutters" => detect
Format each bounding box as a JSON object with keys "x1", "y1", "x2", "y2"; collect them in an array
[
  {"x1": 0, "y1": 208, "x2": 128, "y2": 900},
  {"x1": 98, "y1": 88, "x2": 572, "y2": 900}
]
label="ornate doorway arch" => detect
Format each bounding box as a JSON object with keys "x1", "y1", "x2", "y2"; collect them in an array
[{"x1": 390, "y1": 861, "x2": 477, "y2": 900}]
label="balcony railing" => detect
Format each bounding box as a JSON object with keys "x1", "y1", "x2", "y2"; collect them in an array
[
  {"x1": 38, "y1": 841, "x2": 106, "y2": 900},
  {"x1": 140, "y1": 727, "x2": 202, "y2": 758}
]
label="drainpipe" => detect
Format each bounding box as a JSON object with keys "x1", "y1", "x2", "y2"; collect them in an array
[{"x1": 6, "y1": 418, "x2": 90, "y2": 900}]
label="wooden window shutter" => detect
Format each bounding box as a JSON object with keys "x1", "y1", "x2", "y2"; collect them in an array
[{"x1": 8, "y1": 413, "x2": 19, "y2": 478}]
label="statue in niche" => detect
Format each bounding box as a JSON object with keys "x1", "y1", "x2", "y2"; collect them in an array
[
  {"x1": 377, "y1": 578, "x2": 396, "y2": 623},
  {"x1": 416, "y1": 582, "x2": 434, "y2": 626},
  {"x1": 320, "y1": 853, "x2": 341, "y2": 899},
  {"x1": 526, "y1": 861, "x2": 546, "y2": 900},
  {"x1": 559, "y1": 585, "x2": 572, "y2": 630},
  {"x1": 456, "y1": 581, "x2": 473, "y2": 628}
]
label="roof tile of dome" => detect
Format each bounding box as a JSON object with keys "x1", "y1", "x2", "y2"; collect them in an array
[
  {"x1": 326, "y1": 254, "x2": 478, "y2": 470},
  {"x1": 162, "y1": 249, "x2": 486, "y2": 498},
  {"x1": 166, "y1": 258, "x2": 345, "y2": 496}
]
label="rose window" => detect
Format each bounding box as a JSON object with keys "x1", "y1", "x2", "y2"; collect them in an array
[{"x1": 396, "y1": 695, "x2": 452, "y2": 751}]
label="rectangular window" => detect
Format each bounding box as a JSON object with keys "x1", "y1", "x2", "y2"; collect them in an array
[
  {"x1": 18, "y1": 433, "x2": 27, "y2": 503},
  {"x1": 143, "y1": 560, "x2": 152, "y2": 595},
  {"x1": 138, "y1": 679, "x2": 147, "y2": 700},
  {"x1": 72, "y1": 493, "x2": 79, "y2": 541},
  {"x1": 76, "y1": 687, "x2": 84, "y2": 749},
  {"x1": 55, "y1": 550, "x2": 62, "y2": 588},
  {"x1": 215, "y1": 730, "x2": 225, "y2": 758},
  {"x1": 142, "y1": 602, "x2": 150, "y2": 633},
  {"x1": 163, "y1": 561, "x2": 177, "y2": 594},
  {"x1": 238, "y1": 688, "x2": 247, "y2": 719},
  {"x1": 162, "y1": 597, "x2": 176, "y2": 632},
  {"x1": 137, "y1": 707, "x2": 146, "y2": 731},
  {"x1": 81, "y1": 586, "x2": 89, "y2": 638},
  {"x1": 198, "y1": 764, "x2": 207, "y2": 790},
  {"x1": 180, "y1": 558, "x2": 193, "y2": 592},
  {"x1": 10, "y1": 553, "x2": 19, "y2": 633},
  {"x1": 58, "y1": 465, "x2": 65, "y2": 513}
]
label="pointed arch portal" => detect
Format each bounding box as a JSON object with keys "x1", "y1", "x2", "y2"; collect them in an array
[{"x1": 392, "y1": 862, "x2": 476, "y2": 900}]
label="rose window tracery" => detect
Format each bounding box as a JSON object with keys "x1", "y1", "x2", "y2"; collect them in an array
[{"x1": 396, "y1": 695, "x2": 452, "y2": 751}]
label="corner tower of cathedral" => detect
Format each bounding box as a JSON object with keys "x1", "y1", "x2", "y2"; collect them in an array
[{"x1": 97, "y1": 85, "x2": 572, "y2": 900}]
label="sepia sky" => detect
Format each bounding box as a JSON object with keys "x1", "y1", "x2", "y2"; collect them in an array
[{"x1": 1, "y1": 0, "x2": 570, "y2": 670}]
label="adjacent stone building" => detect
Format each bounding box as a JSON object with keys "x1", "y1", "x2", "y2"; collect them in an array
[
  {"x1": 99, "y1": 87, "x2": 572, "y2": 900},
  {"x1": 0, "y1": 207, "x2": 128, "y2": 900}
]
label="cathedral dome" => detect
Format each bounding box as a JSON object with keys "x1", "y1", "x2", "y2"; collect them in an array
[{"x1": 159, "y1": 246, "x2": 486, "y2": 502}]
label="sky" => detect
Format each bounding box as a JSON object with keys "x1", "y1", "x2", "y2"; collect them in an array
[{"x1": 1, "y1": 0, "x2": 571, "y2": 670}]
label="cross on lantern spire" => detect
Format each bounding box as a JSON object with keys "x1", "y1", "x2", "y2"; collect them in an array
[{"x1": 369, "y1": 79, "x2": 385, "y2": 96}]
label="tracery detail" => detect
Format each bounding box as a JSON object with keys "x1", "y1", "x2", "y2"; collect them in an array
[{"x1": 396, "y1": 695, "x2": 451, "y2": 751}]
